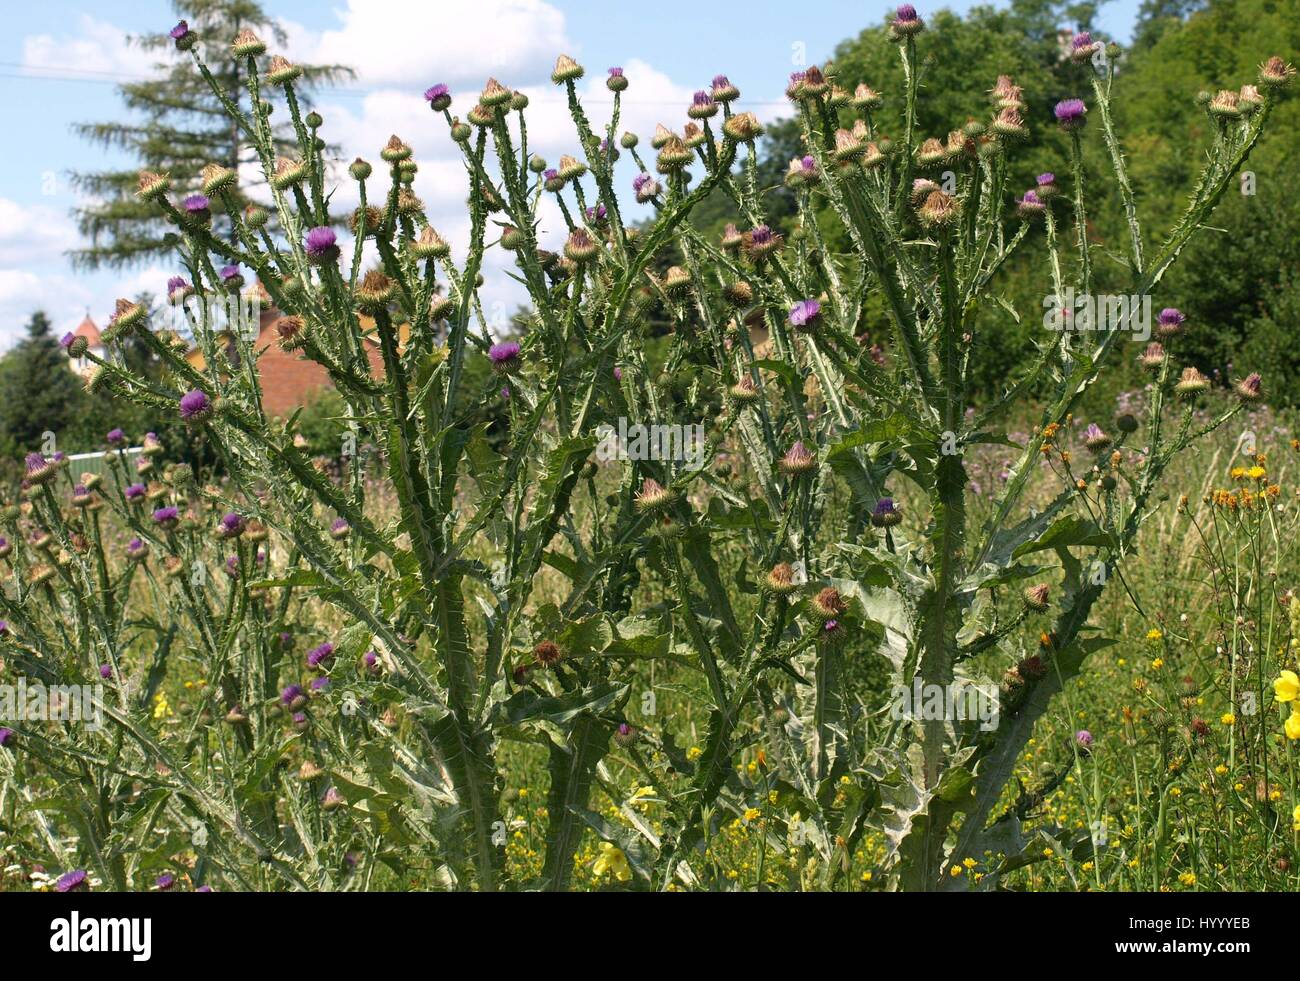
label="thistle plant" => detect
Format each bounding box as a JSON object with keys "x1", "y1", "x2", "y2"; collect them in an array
[{"x1": 0, "y1": 13, "x2": 1292, "y2": 891}]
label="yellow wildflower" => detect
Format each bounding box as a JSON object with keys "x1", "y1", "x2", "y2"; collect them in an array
[
  {"x1": 592, "y1": 842, "x2": 631, "y2": 882},
  {"x1": 1286, "y1": 709, "x2": 1300, "y2": 741},
  {"x1": 1274, "y1": 670, "x2": 1300, "y2": 703}
]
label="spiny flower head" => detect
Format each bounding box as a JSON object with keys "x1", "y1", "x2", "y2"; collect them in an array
[
  {"x1": 810, "y1": 586, "x2": 847, "y2": 621},
  {"x1": 424, "y1": 83, "x2": 451, "y2": 110},
  {"x1": 488, "y1": 341, "x2": 522, "y2": 374},
  {"x1": 179, "y1": 389, "x2": 214, "y2": 423},
  {"x1": 870, "y1": 497, "x2": 902, "y2": 527},
  {"x1": 779, "y1": 441, "x2": 816, "y2": 476},
  {"x1": 789, "y1": 299, "x2": 822, "y2": 330},
  {"x1": 218, "y1": 512, "x2": 245, "y2": 539},
  {"x1": 152, "y1": 506, "x2": 180, "y2": 528},
  {"x1": 1083, "y1": 423, "x2": 1112, "y2": 452},
  {"x1": 1024, "y1": 583, "x2": 1050, "y2": 611},
  {"x1": 307, "y1": 642, "x2": 335, "y2": 669},
  {"x1": 1155, "y1": 307, "x2": 1185, "y2": 338},
  {"x1": 304, "y1": 226, "x2": 338, "y2": 263},
  {"x1": 765, "y1": 562, "x2": 799, "y2": 596},
  {"x1": 634, "y1": 477, "x2": 676, "y2": 514},
  {"x1": 1236, "y1": 372, "x2": 1263, "y2": 402},
  {"x1": 1054, "y1": 98, "x2": 1088, "y2": 131},
  {"x1": 889, "y1": 4, "x2": 925, "y2": 40},
  {"x1": 534, "y1": 639, "x2": 564, "y2": 668}
]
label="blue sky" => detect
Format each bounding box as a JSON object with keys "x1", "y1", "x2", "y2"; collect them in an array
[{"x1": 0, "y1": 0, "x2": 1141, "y2": 350}]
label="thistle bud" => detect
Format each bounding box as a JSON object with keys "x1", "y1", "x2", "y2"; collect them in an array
[
  {"x1": 534, "y1": 639, "x2": 564, "y2": 668},
  {"x1": 888, "y1": 4, "x2": 925, "y2": 40},
  {"x1": 355, "y1": 270, "x2": 394, "y2": 313},
  {"x1": 1083, "y1": 423, "x2": 1112, "y2": 453},
  {"x1": 552, "y1": 54, "x2": 584, "y2": 84},
  {"x1": 1174, "y1": 366, "x2": 1210, "y2": 398},
  {"x1": 1235, "y1": 372, "x2": 1264, "y2": 403},
  {"x1": 809, "y1": 587, "x2": 847, "y2": 622},
  {"x1": 270, "y1": 156, "x2": 308, "y2": 190},
  {"x1": 1023, "y1": 583, "x2": 1050, "y2": 612},
  {"x1": 634, "y1": 478, "x2": 676, "y2": 514},
  {"x1": 136, "y1": 170, "x2": 171, "y2": 201},
  {"x1": 266, "y1": 55, "x2": 302, "y2": 86},
  {"x1": 1258, "y1": 56, "x2": 1296, "y2": 90},
  {"x1": 380, "y1": 135, "x2": 412, "y2": 163},
  {"x1": 712, "y1": 74, "x2": 740, "y2": 102},
  {"x1": 778, "y1": 441, "x2": 816, "y2": 477},
  {"x1": 232, "y1": 29, "x2": 266, "y2": 57},
  {"x1": 765, "y1": 562, "x2": 799, "y2": 596},
  {"x1": 729, "y1": 375, "x2": 761, "y2": 404},
  {"x1": 722, "y1": 112, "x2": 762, "y2": 143},
  {"x1": 1139, "y1": 342, "x2": 1166, "y2": 371},
  {"x1": 917, "y1": 190, "x2": 961, "y2": 229}
]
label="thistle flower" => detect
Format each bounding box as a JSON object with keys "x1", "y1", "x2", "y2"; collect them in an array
[
  {"x1": 765, "y1": 562, "x2": 800, "y2": 597},
  {"x1": 181, "y1": 193, "x2": 211, "y2": 223},
  {"x1": 1174, "y1": 366, "x2": 1210, "y2": 398},
  {"x1": 534, "y1": 639, "x2": 564, "y2": 668},
  {"x1": 200, "y1": 162, "x2": 237, "y2": 197},
  {"x1": 1016, "y1": 189, "x2": 1045, "y2": 218},
  {"x1": 722, "y1": 111, "x2": 762, "y2": 142},
  {"x1": 217, "y1": 512, "x2": 245, "y2": 539},
  {"x1": 307, "y1": 642, "x2": 335, "y2": 670},
  {"x1": 271, "y1": 156, "x2": 308, "y2": 189},
  {"x1": 179, "y1": 389, "x2": 214, "y2": 423},
  {"x1": 152, "y1": 506, "x2": 179, "y2": 529},
  {"x1": 789, "y1": 299, "x2": 822, "y2": 330},
  {"x1": 853, "y1": 83, "x2": 883, "y2": 109},
  {"x1": 99, "y1": 663, "x2": 113, "y2": 679},
  {"x1": 1069, "y1": 30, "x2": 1100, "y2": 63},
  {"x1": 688, "y1": 90, "x2": 718, "y2": 119},
  {"x1": 71, "y1": 485, "x2": 92, "y2": 508},
  {"x1": 603, "y1": 66, "x2": 629, "y2": 93},
  {"x1": 232, "y1": 28, "x2": 266, "y2": 57},
  {"x1": 488, "y1": 342, "x2": 522, "y2": 375},
  {"x1": 137, "y1": 169, "x2": 171, "y2": 201},
  {"x1": 1024, "y1": 583, "x2": 1051, "y2": 612},
  {"x1": 633, "y1": 172, "x2": 661, "y2": 203},
  {"x1": 322, "y1": 787, "x2": 345, "y2": 811},
  {"x1": 304, "y1": 226, "x2": 339, "y2": 264},
  {"x1": 1083, "y1": 423, "x2": 1112, "y2": 452},
  {"x1": 329, "y1": 517, "x2": 351, "y2": 541},
  {"x1": 729, "y1": 375, "x2": 761, "y2": 404},
  {"x1": 219, "y1": 265, "x2": 244, "y2": 290},
  {"x1": 778, "y1": 441, "x2": 816, "y2": 477},
  {"x1": 410, "y1": 226, "x2": 451, "y2": 260},
  {"x1": 1208, "y1": 89, "x2": 1241, "y2": 119},
  {"x1": 889, "y1": 4, "x2": 925, "y2": 40},
  {"x1": 355, "y1": 270, "x2": 395, "y2": 312},
  {"x1": 266, "y1": 54, "x2": 302, "y2": 85},
  {"x1": 810, "y1": 586, "x2": 847, "y2": 622},
  {"x1": 424, "y1": 83, "x2": 452, "y2": 111},
  {"x1": 1139, "y1": 342, "x2": 1166, "y2": 371},
  {"x1": 1155, "y1": 307, "x2": 1185, "y2": 339},
  {"x1": 1075, "y1": 729, "x2": 1093, "y2": 750},
  {"x1": 917, "y1": 190, "x2": 961, "y2": 228},
  {"x1": 564, "y1": 228, "x2": 599, "y2": 263},
  {"x1": 1035, "y1": 172, "x2": 1059, "y2": 198},
  {"x1": 556, "y1": 154, "x2": 587, "y2": 182},
  {"x1": 54, "y1": 870, "x2": 88, "y2": 893},
  {"x1": 634, "y1": 478, "x2": 676, "y2": 514},
  {"x1": 27, "y1": 564, "x2": 55, "y2": 587},
  {"x1": 552, "y1": 54, "x2": 584, "y2": 84},
  {"x1": 1054, "y1": 98, "x2": 1088, "y2": 131},
  {"x1": 1258, "y1": 56, "x2": 1296, "y2": 90},
  {"x1": 281, "y1": 684, "x2": 308, "y2": 711},
  {"x1": 125, "y1": 483, "x2": 146, "y2": 502},
  {"x1": 613, "y1": 723, "x2": 639, "y2": 747},
  {"x1": 990, "y1": 107, "x2": 1027, "y2": 139},
  {"x1": 712, "y1": 74, "x2": 740, "y2": 102},
  {"x1": 1235, "y1": 372, "x2": 1264, "y2": 403},
  {"x1": 104, "y1": 297, "x2": 147, "y2": 341},
  {"x1": 24, "y1": 452, "x2": 56, "y2": 485},
  {"x1": 741, "y1": 224, "x2": 783, "y2": 261},
  {"x1": 126, "y1": 538, "x2": 148, "y2": 562},
  {"x1": 655, "y1": 137, "x2": 692, "y2": 171},
  {"x1": 870, "y1": 498, "x2": 902, "y2": 527}
]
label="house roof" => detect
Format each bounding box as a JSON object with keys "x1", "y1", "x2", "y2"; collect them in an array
[{"x1": 72, "y1": 315, "x2": 101, "y2": 346}]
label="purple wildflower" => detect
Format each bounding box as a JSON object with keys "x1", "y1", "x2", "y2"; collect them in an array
[
  {"x1": 60, "y1": 332, "x2": 75, "y2": 349},
  {"x1": 100, "y1": 664, "x2": 112, "y2": 679},
  {"x1": 304, "y1": 226, "x2": 338, "y2": 262},
  {"x1": 1037, "y1": 173, "x2": 1056, "y2": 186},
  {"x1": 219, "y1": 512, "x2": 245, "y2": 538},
  {"x1": 789, "y1": 299, "x2": 822, "y2": 328},
  {"x1": 179, "y1": 389, "x2": 213, "y2": 422},
  {"x1": 0, "y1": 727, "x2": 13, "y2": 746},
  {"x1": 608, "y1": 67, "x2": 624, "y2": 77},
  {"x1": 169, "y1": 21, "x2": 190, "y2": 40},
  {"x1": 1075, "y1": 729, "x2": 1093, "y2": 749},
  {"x1": 182, "y1": 193, "x2": 210, "y2": 215},
  {"x1": 155, "y1": 873, "x2": 175, "y2": 891},
  {"x1": 281, "y1": 684, "x2": 307, "y2": 710},
  {"x1": 488, "y1": 341, "x2": 521, "y2": 374},
  {"x1": 329, "y1": 517, "x2": 350, "y2": 540},
  {"x1": 363, "y1": 650, "x2": 379, "y2": 674},
  {"x1": 125, "y1": 483, "x2": 146, "y2": 501},
  {"x1": 424, "y1": 83, "x2": 451, "y2": 110},
  {"x1": 310, "y1": 676, "x2": 330, "y2": 692},
  {"x1": 1054, "y1": 98, "x2": 1088, "y2": 130},
  {"x1": 106, "y1": 428, "x2": 126, "y2": 446},
  {"x1": 167, "y1": 275, "x2": 189, "y2": 296},
  {"x1": 307, "y1": 642, "x2": 335, "y2": 669},
  {"x1": 55, "y1": 870, "x2": 87, "y2": 893},
  {"x1": 151, "y1": 506, "x2": 179, "y2": 528}
]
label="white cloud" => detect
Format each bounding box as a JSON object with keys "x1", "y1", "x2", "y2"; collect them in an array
[
  {"x1": 297, "y1": 0, "x2": 570, "y2": 89},
  {"x1": 0, "y1": 270, "x2": 94, "y2": 351},
  {"x1": 0, "y1": 198, "x2": 81, "y2": 268},
  {"x1": 21, "y1": 14, "x2": 155, "y2": 80}
]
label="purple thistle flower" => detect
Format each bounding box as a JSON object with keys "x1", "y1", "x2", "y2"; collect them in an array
[
  {"x1": 304, "y1": 226, "x2": 337, "y2": 260},
  {"x1": 1019, "y1": 190, "x2": 1043, "y2": 207},
  {"x1": 219, "y1": 264, "x2": 241, "y2": 282},
  {"x1": 1075, "y1": 729, "x2": 1093, "y2": 749},
  {"x1": 60, "y1": 332, "x2": 75, "y2": 349},
  {"x1": 196, "y1": 885, "x2": 213, "y2": 892},
  {"x1": 363, "y1": 650, "x2": 379, "y2": 674},
  {"x1": 608, "y1": 67, "x2": 624, "y2": 77},
  {"x1": 424, "y1": 83, "x2": 450, "y2": 109},
  {"x1": 1072, "y1": 30, "x2": 1094, "y2": 50},
  {"x1": 155, "y1": 873, "x2": 175, "y2": 891},
  {"x1": 151, "y1": 506, "x2": 179, "y2": 527},
  {"x1": 1158, "y1": 308, "x2": 1185, "y2": 327},
  {"x1": 169, "y1": 21, "x2": 191, "y2": 41},
  {"x1": 167, "y1": 275, "x2": 189, "y2": 295},
  {"x1": 292, "y1": 712, "x2": 309, "y2": 730},
  {"x1": 789, "y1": 299, "x2": 821, "y2": 328},
  {"x1": 693, "y1": 90, "x2": 713, "y2": 106},
  {"x1": 585, "y1": 204, "x2": 607, "y2": 223},
  {"x1": 329, "y1": 517, "x2": 350, "y2": 540},
  {"x1": 488, "y1": 341, "x2": 521, "y2": 374},
  {"x1": 1054, "y1": 98, "x2": 1088, "y2": 130},
  {"x1": 220, "y1": 512, "x2": 245, "y2": 537},
  {"x1": 281, "y1": 684, "x2": 307, "y2": 709},
  {"x1": 874, "y1": 498, "x2": 896, "y2": 516},
  {"x1": 824, "y1": 619, "x2": 839, "y2": 632},
  {"x1": 712, "y1": 74, "x2": 731, "y2": 88},
  {"x1": 179, "y1": 388, "x2": 213, "y2": 422},
  {"x1": 307, "y1": 642, "x2": 335, "y2": 669},
  {"x1": 100, "y1": 663, "x2": 113, "y2": 679},
  {"x1": 750, "y1": 225, "x2": 774, "y2": 246},
  {"x1": 310, "y1": 676, "x2": 330, "y2": 692},
  {"x1": 896, "y1": 3, "x2": 919, "y2": 20},
  {"x1": 106, "y1": 428, "x2": 126, "y2": 446},
  {"x1": 182, "y1": 193, "x2": 210, "y2": 214},
  {"x1": 1036, "y1": 173, "x2": 1056, "y2": 186},
  {"x1": 613, "y1": 366, "x2": 623, "y2": 381},
  {"x1": 126, "y1": 538, "x2": 148, "y2": 561},
  {"x1": 55, "y1": 870, "x2": 87, "y2": 893},
  {"x1": 0, "y1": 727, "x2": 13, "y2": 746},
  {"x1": 632, "y1": 173, "x2": 653, "y2": 193},
  {"x1": 125, "y1": 483, "x2": 146, "y2": 501}
]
